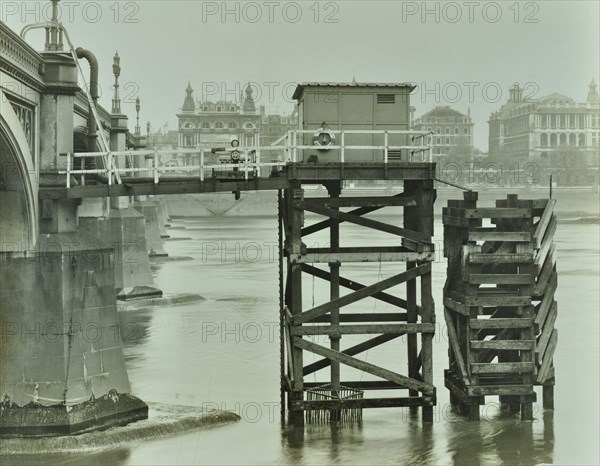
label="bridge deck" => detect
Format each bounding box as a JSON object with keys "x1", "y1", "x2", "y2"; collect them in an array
[{"x1": 39, "y1": 163, "x2": 436, "y2": 199}]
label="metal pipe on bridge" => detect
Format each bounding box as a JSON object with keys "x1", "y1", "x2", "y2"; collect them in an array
[{"x1": 75, "y1": 47, "x2": 99, "y2": 154}]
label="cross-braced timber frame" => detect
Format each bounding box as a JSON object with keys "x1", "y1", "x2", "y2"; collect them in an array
[{"x1": 278, "y1": 178, "x2": 437, "y2": 425}]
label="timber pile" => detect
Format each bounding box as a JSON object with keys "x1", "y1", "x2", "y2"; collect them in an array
[{"x1": 442, "y1": 192, "x2": 558, "y2": 420}]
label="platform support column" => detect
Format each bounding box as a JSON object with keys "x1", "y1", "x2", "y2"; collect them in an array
[
  {"x1": 543, "y1": 384, "x2": 554, "y2": 409},
  {"x1": 327, "y1": 182, "x2": 342, "y2": 422},
  {"x1": 285, "y1": 183, "x2": 305, "y2": 426},
  {"x1": 278, "y1": 190, "x2": 286, "y2": 423},
  {"x1": 403, "y1": 180, "x2": 436, "y2": 422}
]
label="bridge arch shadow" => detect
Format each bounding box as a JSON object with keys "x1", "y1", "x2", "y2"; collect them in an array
[{"x1": 0, "y1": 90, "x2": 38, "y2": 252}]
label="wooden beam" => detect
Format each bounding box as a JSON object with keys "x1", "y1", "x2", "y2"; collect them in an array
[
  {"x1": 310, "y1": 313, "x2": 408, "y2": 323},
  {"x1": 477, "y1": 329, "x2": 514, "y2": 363},
  {"x1": 299, "y1": 248, "x2": 434, "y2": 264},
  {"x1": 463, "y1": 295, "x2": 531, "y2": 307},
  {"x1": 301, "y1": 192, "x2": 407, "y2": 236},
  {"x1": 303, "y1": 333, "x2": 402, "y2": 375},
  {"x1": 537, "y1": 329, "x2": 558, "y2": 384},
  {"x1": 304, "y1": 380, "x2": 408, "y2": 390},
  {"x1": 293, "y1": 262, "x2": 431, "y2": 324},
  {"x1": 470, "y1": 318, "x2": 533, "y2": 329},
  {"x1": 470, "y1": 340, "x2": 535, "y2": 350},
  {"x1": 464, "y1": 208, "x2": 531, "y2": 219},
  {"x1": 471, "y1": 362, "x2": 535, "y2": 374},
  {"x1": 301, "y1": 202, "x2": 431, "y2": 244},
  {"x1": 534, "y1": 274, "x2": 557, "y2": 328},
  {"x1": 302, "y1": 263, "x2": 413, "y2": 310},
  {"x1": 292, "y1": 397, "x2": 433, "y2": 410},
  {"x1": 444, "y1": 309, "x2": 470, "y2": 386},
  {"x1": 469, "y1": 253, "x2": 534, "y2": 264},
  {"x1": 468, "y1": 231, "x2": 531, "y2": 242},
  {"x1": 442, "y1": 215, "x2": 470, "y2": 228},
  {"x1": 536, "y1": 301, "x2": 558, "y2": 364},
  {"x1": 533, "y1": 199, "x2": 556, "y2": 248},
  {"x1": 291, "y1": 323, "x2": 435, "y2": 336},
  {"x1": 467, "y1": 385, "x2": 535, "y2": 396},
  {"x1": 40, "y1": 177, "x2": 290, "y2": 199},
  {"x1": 303, "y1": 195, "x2": 417, "y2": 208},
  {"x1": 533, "y1": 247, "x2": 556, "y2": 296},
  {"x1": 535, "y1": 215, "x2": 557, "y2": 270},
  {"x1": 443, "y1": 298, "x2": 470, "y2": 316},
  {"x1": 468, "y1": 274, "x2": 534, "y2": 285},
  {"x1": 41, "y1": 162, "x2": 438, "y2": 200},
  {"x1": 294, "y1": 338, "x2": 435, "y2": 395}
]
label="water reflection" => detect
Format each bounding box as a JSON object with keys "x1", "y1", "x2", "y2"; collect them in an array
[
  {"x1": 281, "y1": 423, "x2": 368, "y2": 464},
  {"x1": 447, "y1": 410, "x2": 554, "y2": 466}
]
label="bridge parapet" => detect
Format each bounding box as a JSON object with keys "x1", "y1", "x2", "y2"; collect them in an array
[{"x1": 0, "y1": 22, "x2": 45, "y2": 90}]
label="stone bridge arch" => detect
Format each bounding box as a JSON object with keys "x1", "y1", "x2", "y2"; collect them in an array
[{"x1": 0, "y1": 90, "x2": 38, "y2": 252}]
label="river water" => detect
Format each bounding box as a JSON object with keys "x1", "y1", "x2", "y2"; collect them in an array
[{"x1": 5, "y1": 193, "x2": 600, "y2": 465}]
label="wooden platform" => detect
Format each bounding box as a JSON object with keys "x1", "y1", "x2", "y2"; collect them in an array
[{"x1": 39, "y1": 162, "x2": 436, "y2": 199}]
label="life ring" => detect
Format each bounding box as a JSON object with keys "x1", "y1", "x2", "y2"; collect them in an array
[
  {"x1": 313, "y1": 126, "x2": 336, "y2": 150},
  {"x1": 231, "y1": 150, "x2": 240, "y2": 162}
]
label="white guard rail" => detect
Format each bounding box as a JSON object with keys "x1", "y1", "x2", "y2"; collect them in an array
[{"x1": 58, "y1": 129, "x2": 434, "y2": 187}]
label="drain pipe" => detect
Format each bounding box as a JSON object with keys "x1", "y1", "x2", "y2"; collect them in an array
[{"x1": 75, "y1": 47, "x2": 99, "y2": 153}]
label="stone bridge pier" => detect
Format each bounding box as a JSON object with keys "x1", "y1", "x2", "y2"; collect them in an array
[
  {"x1": 0, "y1": 20, "x2": 147, "y2": 436},
  {"x1": 77, "y1": 53, "x2": 163, "y2": 300}
]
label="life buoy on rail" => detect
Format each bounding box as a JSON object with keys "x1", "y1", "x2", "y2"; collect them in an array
[{"x1": 312, "y1": 123, "x2": 335, "y2": 151}]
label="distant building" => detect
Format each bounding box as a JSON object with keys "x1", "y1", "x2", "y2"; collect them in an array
[
  {"x1": 177, "y1": 83, "x2": 261, "y2": 148},
  {"x1": 412, "y1": 106, "x2": 474, "y2": 158},
  {"x1": 147, "y1": 128, "x2": 178, "y2": 150},
  {"x1": 258, "y1": 105, "x2": 298, "y2": 147},
  {"x1": 488, "y1": 81, "x2": 600, "y2": 162}
]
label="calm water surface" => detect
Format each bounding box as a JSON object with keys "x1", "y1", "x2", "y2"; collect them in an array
[{"x1": 5, "y1": 202, "x2": 600, "y2": 465}]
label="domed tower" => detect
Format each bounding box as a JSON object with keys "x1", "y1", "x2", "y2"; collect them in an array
[
  {"x1": 242, "y1": 84, "x2": 256, "y2": 114},
  {"x1": 182, "y1": 82, "x2": 196, "y2": 113},
  {"x1": 587, "y1": 78, "x2": 599, "y2": 104}
]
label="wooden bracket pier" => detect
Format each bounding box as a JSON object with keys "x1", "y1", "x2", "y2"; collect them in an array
[
  {"x1": 443, "y1": 192, "x2": 558, "y2": 420},
  {"x1": 279, "y1": 178, "x2": 437, "y2": 425}
]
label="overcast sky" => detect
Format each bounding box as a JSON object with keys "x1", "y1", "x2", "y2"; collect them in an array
[{"x1": 3, "y1": 1, "x2": 599, "y2": 150}]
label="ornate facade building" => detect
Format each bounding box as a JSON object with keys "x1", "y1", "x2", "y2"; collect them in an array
[
  {"x1": 412, "y1": 106, "x2": 474, "y2": 157},
  {"x1": 488, "y1": 81, "x2": 600, "y2": 162},
  {"x1": 177, "y1": 83, "x2": 261, "y2": 148}
]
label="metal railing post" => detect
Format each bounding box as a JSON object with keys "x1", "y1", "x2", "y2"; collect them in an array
[
  {"x1": 107, "y1": 154, "x2": 112, "y2": 186},
  {"x1": 153, "y1": 149, "x2": 159, "y2": 184},
  {"x1": 384, "y1": 131, "x2": 389, "y2": 163},
  {"x1": 429, "y1": 132, "x2": 433, "y2": 163},
  {"x1": 200, "y1": 150, "x2": 205, "y2": 181},
  {"x1": 65, "y1": 152, "x2": 71, "y2": 188},
  {"x1": 292, "y1": 130, "x2": 297, "y2": 163},
  {"x1": 256, "y1": 148, "x2": 261, "y2": 177},
  {"x1": 340, "y1": 131, "x2": 345, "y2": 163}
]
